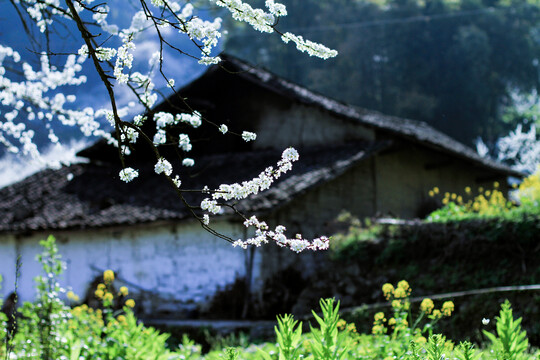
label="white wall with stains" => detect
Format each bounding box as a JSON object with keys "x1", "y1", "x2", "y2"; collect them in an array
[{"x1": 0, "y1": 220, "x2": 256, "y2": 317}]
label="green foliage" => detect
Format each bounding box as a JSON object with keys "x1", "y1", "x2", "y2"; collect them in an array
[
  {"x1": 275, "y1": 314, "x2": 303, "y2": 360},
  {"x1": 310, "y1": 298, "x2": 349, "y2": 360},
  {"x1": 2, "y1": 238, "x2": 539, "y2": 360},
  {"x1": 483, "y1": 300, "x2": 530, "y2": 360}
]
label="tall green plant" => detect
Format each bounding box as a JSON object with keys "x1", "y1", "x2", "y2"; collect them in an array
[
  {"x1": 310, "y1": 298, "x2": 348, "y2": 360},
  {"x1": 483, "y1": 300, "x2": 529, "y2": 360}
]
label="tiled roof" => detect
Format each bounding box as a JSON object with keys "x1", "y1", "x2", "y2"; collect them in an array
[
  {"x1": 0, "y1": 142, "x2": 385, "y2": 233},
  {"x1": 214, "y1": 54, "x2": 521, "y2": 177}
]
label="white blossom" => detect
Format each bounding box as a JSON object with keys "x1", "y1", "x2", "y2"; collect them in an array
[
  {"x1": 119, "y1": 167, "x2": 139, "y2": 182},
  {"x1": 182, "y1": 158, "x2": 195, "y2": 167},
  {"x1": 242, "y1": 131, "x2": 257, "y2": 142},
  {"x1": 154, "y1": 158, "x2": 173, "y2": 176},
  {"x1": 219, "y1": 124, "x2": 228, "y2": 134}
]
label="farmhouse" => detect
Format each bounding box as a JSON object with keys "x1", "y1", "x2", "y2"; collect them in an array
[{"x1": 0, "y1": 54, "x2": 519, "y2": 318}]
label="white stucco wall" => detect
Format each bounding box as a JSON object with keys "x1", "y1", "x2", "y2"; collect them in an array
[{"x1": 0, "y1": 220, "x2": 259, "y2": 317}]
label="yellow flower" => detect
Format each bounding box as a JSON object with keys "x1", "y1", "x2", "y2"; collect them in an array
[
  {"x1": 103, "y1": 270, "x2": 115, "y2": 283},
  {"x1": 374, "y1": 312, "x2": 386, "y2": 322},
  {"x1": 433, "y1": 187, "x2": 439, "y2": 194},
  {"x1": 442, "y1": 198, "x2": 449, "y2": 205},
  {"x1": 103, "y1": 292, "x2": 114, "y2": 302},
  {"x1": 392, "y1": 300, "x2": 401, "y2": 309},
  {"x1": 429, "y1": 190, "x2": 434, "y2": 197},
  {"x1": 416, "y1": 336, "x2": 427, "y2": 344},
  {"x1": 119, "y1": 286, "x2": 129, "y2": 296},
  {"x1": 94, "y1": 289, "x2": 104, "y2": 299},
  {"x1": 67, "y1": 291, "x2": 79, "y2": 302},
  {"x1": 432, "y1": 309, "x2": 442, "y2": 319},
  {"x1": 403, "y1": 301, "x2": 410, "y2": 310},
  {"x1": 457, "y1": 196, "x2": 463, "y2": 204},
  {"x1": 117, "y1": 315, "x2": 127, "y2": 323},
  {"x1": 397, "y1": 280, "x2": 410, "y2": 292},
  {"x1": 125, "y1": 299, "x2": 135, "y2": 308},
  {"x1": 451, "y1": 193, "x2": 457, "y2": 200},
  {"x1": 388, "y1": 317, "x2": 396, "y2": 326},
  {"x1": 394, "y1": 287, "x2": 406, "y2": 299},
  {"x1": 382, "y1": 283, "x2": 394, "y2": 299},
  {"x1": 442, "y1": 301, "x2": 454, "y2": 316},
  {"x1": 97, "y1": 283, "x2": 106, "y2": 290},
  {"x1": 420, "y1": 298, "x2": 434, "y2": 314},
  {"x1": 337, "y1": 319, "x2": 346, "y2": 329},
  {"x1": 494, "y1": 181, "x2": 499, "y2": 188},
  {"x1": 371, "y1": 325, "x2": 384, "y2": 335},
  {"x1": 465, "y1": 186, "x2": 471, "y2": 194}
]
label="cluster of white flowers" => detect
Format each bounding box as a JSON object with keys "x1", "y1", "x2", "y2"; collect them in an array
[
  {"x1": 182, "y1": 158, "x2": 195, "y2": 166},
  {"x1": 178, "y1": 134, "x2": 192, "y2": 151},
  {"x1": 119, "y1": 167, "x2": 139, "y2": 182},
  {"x1": 0, "y1": 46, "x2": 115, "y2": 162},
  {"x1": 496, "y1": 124, "x2": 540, "y2": 174},
  {"x1": 214, "y1": 0, "x2": 279, "y2": 34},
  {"x1": 281, "y1": 33, "x2": 339, "y2": 60},
  {"x1": 154, "y1": 157, "x2": 173, "y2": 175},
  {"x1": 206, "y1": 147, "x2": 298, "y2": 204},
  {"x1": 232, "y1": 216, "x2": 330, "y2": 252},
  {"x1": 219, "y1": 124, "x2": 228, "y2": 134},
  {"x1": 242, "y1": 131, "x2": 257, "y2": 142}
]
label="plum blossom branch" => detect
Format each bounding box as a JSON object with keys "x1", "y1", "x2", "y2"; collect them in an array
[{"x1": 0, "y1": 0, "x2": 337, "y2": 252}]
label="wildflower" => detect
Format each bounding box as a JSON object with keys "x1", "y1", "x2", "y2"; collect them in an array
[
  {"x1": 371, "y1": 324, "x2": 384, "y2": 335},
  {"x1": 125, "y1": 299, "x2": 135, "y2": 308},
  {"x1": 442, "y1": 301, "x2": 454, "y2": 316},
  {"x1": 392, "y1": 300, "x2": 401, "y2": 309},
  {"x1": 103, "y1": 292, "x2": 114, "y2": 302},
  {"x1": 429, "y1": 190, "x2": 434, "y2": 197},
  {"x1": 95, "y1": 289, "x2": 104, "y2": 299},
  {"x1": 482, "y1": 318, "x2": 490, "y2": 325},
  {"x1": 103, "y1": 269, "x2": 115, "y2": 283},
  {"x1": 420, "y1": 298, "x2": 434, "y2": 314},
  {"x1": 388, "y1": 317, "x2": 396, "y2": 326},
  {"x1": 465, "y1": 186, "x2": 471, "y2": 194},
  {"x1": 394, "y1": 287, "x2": 407, "y2": 299},
  {"x1": 397, "y1": 280, "x2": 411, "y2": 293},
  {"x1": 119, "y1": 286, "x2": 129, "y2": 296},
  {"x1": 416, "y1": 336, "x2": 427, "y2": 344},
  {"x1": 432, "y1": 309, "x2": 442, "y2": 319},
  {"x1": 382, "y1": 283, "x2": 394, "y2": 299},
  {"x1": 117, "y1": 315, "x2": 127, "y2": 323},
  {"x1": 97, "y1": 283, "x2": 106, "y2": 290},
  {"x1": 219, "y1": 124, "x2": 228, "y2": 134},
  {"x1": 374, "y1": 312, "x2": 386, "y2": 322},
  {"x1": 433, "y1": 187, "x2": 439, "y2": 194},
  {"x1": 67, "y1": 291, "x2": 79, "y2": 302}
]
